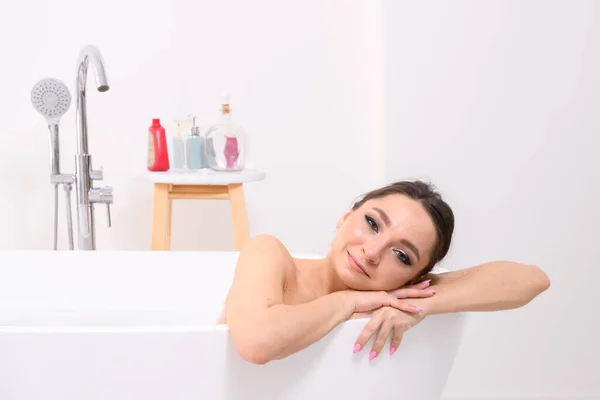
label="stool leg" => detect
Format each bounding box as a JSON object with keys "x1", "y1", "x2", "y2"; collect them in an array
[
  {"x1": 151, "y1": 183, "x2": 173, "y2": 250},
  {"x1": 227, "y1": 183, "x2": 249, "y2": 251}
]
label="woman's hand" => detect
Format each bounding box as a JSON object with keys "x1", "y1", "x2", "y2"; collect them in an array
[
  {"x1": 352, "y1": 303, "x2": 428, "y2": 359},
  {"x1": 389, "y1": 278, "x2": 435, "y2": 299},
  {"x1": 349, "y1": 278, "x2": 435, "y2": 314},
  {"x1": 348, "y1": 289, "x2": 425, "y2": 314},
  {"x1": 349, "y1": 279, "x2": 435, "y2": 359}
]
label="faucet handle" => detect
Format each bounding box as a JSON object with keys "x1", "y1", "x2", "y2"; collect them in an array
[
  {"x1": 89, "y1": 186, "x2": 113, "y2": 204},
  {"x1": 89, "y1": 186, "x2": 113, "y2": 228},
  {"x1": 106, "y1": 204, "x2": 112, "y2": 228},
  {"x1": 90, "y1": 166, "x2": 103, "y2": 181}
]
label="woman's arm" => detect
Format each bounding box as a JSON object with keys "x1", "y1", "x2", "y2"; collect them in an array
[
  {"x1": 350, "y1": 261, "x2": 550, "y2": 358},
  {"x1": 226, "y1": 234, "x2": 422, "y2": 364},
  {"x1": 404, "y1": 261, "x2": 550, "y2": 314},
  {"x1": 225, "y1": 234, "x2": 355, "y2": 365}
]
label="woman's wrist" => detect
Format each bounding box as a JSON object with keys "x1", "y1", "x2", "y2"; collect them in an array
[{"x1": 336, "y1": 290, "x2": 358, "y2": 317}]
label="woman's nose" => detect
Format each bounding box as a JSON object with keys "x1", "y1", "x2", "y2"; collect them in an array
[{"x1": 362, "y1": 242, "x2": 382, "y2": 265}]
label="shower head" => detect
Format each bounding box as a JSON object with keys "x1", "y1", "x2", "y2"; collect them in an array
[
  {"x1": 31, "y1": 77, "x2": 72, "y2": 176},
  {"x1": 31, "y1": 78, "x2": 72, "y2": 125}
]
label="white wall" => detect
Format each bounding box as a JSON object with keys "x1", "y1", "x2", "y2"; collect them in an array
[
  {"x1": 0, "y1": 0, "x2": 597, "y2": 399},
  {"x1": 0, "y1": 0, "x2": 383, "y2": 255},
  {"x1": 383, "y1": 1, "x2": 599, "y2": 399}
]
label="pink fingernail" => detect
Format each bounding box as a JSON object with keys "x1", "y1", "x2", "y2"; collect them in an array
[
  {"x1": 353, "y1": 343, "x2": 361, "y2": 353},
  {"x1": 390, "y1": 347, "x2": 396, "y2": 355},
  {"x1": 416, "y1": 307, "x2": 425, "y2": 311},
  {"x1": 369, "y1": 351, "x2": 377, "y2": 360},
  {"x1": 423, "y1": 279, "x2": 431, "y2": 285},
  {"x1": 426, "y1": 290, "x2": 436, "y2": 294}
]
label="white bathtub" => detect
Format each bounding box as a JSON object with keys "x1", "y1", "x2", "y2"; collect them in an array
[{"x1": 0, "y1": 251, "x2": 467, "y2": 400}]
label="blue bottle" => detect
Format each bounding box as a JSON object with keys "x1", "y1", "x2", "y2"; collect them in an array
[
  {"x1": 185, "y1": 125, "x2": 206, "y2": 170},
  {"x1": 172, "y1": 135, "x2": 185, "y2": 169}
]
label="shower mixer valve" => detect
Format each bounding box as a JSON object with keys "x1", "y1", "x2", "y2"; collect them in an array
[{"x1": 30, "y1": 44, "x2": 113, "y2": 250}]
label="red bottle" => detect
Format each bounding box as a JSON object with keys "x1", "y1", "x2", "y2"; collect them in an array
[{"x1": 147, "y1": 118, "x2": 170, "y2": 171}]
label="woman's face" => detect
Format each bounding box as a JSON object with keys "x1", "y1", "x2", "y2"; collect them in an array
[{"x1": 329, "y1": 194, "x2": 438, "y2": 291}]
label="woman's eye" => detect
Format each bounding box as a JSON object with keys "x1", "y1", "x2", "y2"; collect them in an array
[
  {"x1": 394, "y1": 250, "x2": 412, "y2": 266},
  {"x1": 365, "y1": 215, "x2": 379, "y2": 233}
]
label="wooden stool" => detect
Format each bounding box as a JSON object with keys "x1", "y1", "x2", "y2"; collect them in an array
[{"x1": 146, "y1": 170, "x2": 266, "y2": 251}]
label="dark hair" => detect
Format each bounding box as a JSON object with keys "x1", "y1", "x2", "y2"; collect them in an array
[{"x1": 351, "y1": 180, "x2": 455, "y2": 276}]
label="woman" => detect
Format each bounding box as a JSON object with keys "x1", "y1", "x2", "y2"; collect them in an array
[{"x1": 220, "y1": 180, "x2": 550, "y2": 365}]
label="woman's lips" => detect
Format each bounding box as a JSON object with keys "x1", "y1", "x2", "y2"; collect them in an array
[{"x1": 347, "y1": 252, "x2": 369, "y2": 277}]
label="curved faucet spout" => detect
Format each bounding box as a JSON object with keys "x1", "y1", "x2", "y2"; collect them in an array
[
  {"x1": 76, "y1": 45, "x2": 109, "y2": 156},
  {"x1": 74, "y1": 44, "x2": 112, "y2": 251},
  {"x1": 77, "y1": 45, "x2": 110, "y2": 93}
]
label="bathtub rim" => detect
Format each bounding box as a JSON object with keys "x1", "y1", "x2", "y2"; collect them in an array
[
  {"x1": 0, "y1": 312, "x2": 467, "y2": 334},
  {"x1": 0, "y1": 250, "x2": 458, "y2": 332}
]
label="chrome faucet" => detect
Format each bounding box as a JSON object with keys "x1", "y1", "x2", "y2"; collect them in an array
[{"x1": 74, "y1": 45, "x2": 113, "y2": 250}]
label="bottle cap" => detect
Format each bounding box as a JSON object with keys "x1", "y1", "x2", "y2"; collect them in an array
[{"x1": 220, "y1": 93, "x2": 231, "y2": 115}]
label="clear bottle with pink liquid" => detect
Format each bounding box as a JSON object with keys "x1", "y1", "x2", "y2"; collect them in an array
[{"x1": 204, "y1": 94, "x2": 248, "y2": 172}]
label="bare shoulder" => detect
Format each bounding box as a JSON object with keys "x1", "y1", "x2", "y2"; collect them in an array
[
  {"x1": 236, "y1": 234, "x2": 295, "y2": 273},
  {"x1": 241, "y1": 233, "x2": 292, "y2": 256},
  {"x1": 221, "y1": 234, "x2": 295, "y2": 324}
]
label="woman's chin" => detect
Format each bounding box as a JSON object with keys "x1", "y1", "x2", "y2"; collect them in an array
[{"x1": 336, "y1": 265, "x2": 372, "y2": 291}]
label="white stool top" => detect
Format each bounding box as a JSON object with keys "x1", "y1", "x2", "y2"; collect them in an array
[{"x1": 145, "y1": 168, "x2": 266, "y2": 185}]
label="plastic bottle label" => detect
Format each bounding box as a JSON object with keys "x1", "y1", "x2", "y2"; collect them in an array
[{"x1": 148, "y1": 132, "x2": 155, "y2": 167}]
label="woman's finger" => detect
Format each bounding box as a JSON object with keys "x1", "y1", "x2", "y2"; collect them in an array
[
  {"x1": 407, "y1": 279, "x2": 431, "y2": 289},
  {"x1": 391, "y1": 298, "x2": 425, "y2": 314},
  {"x1": 390, "y1": 287, "x2": 435, "y2": 299},
  {"x1": 390, "y1": 323, "x2": 406, "y2": 355},
  {"x1": 383, "y1": 293, "x2": 425, "y2": 313},
  {"x1": 353, "y1": 310, "x2": 384, "y2": 354},
  {"x1": 370, "y1": 315, "x2": 394, "y2": 360}
]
